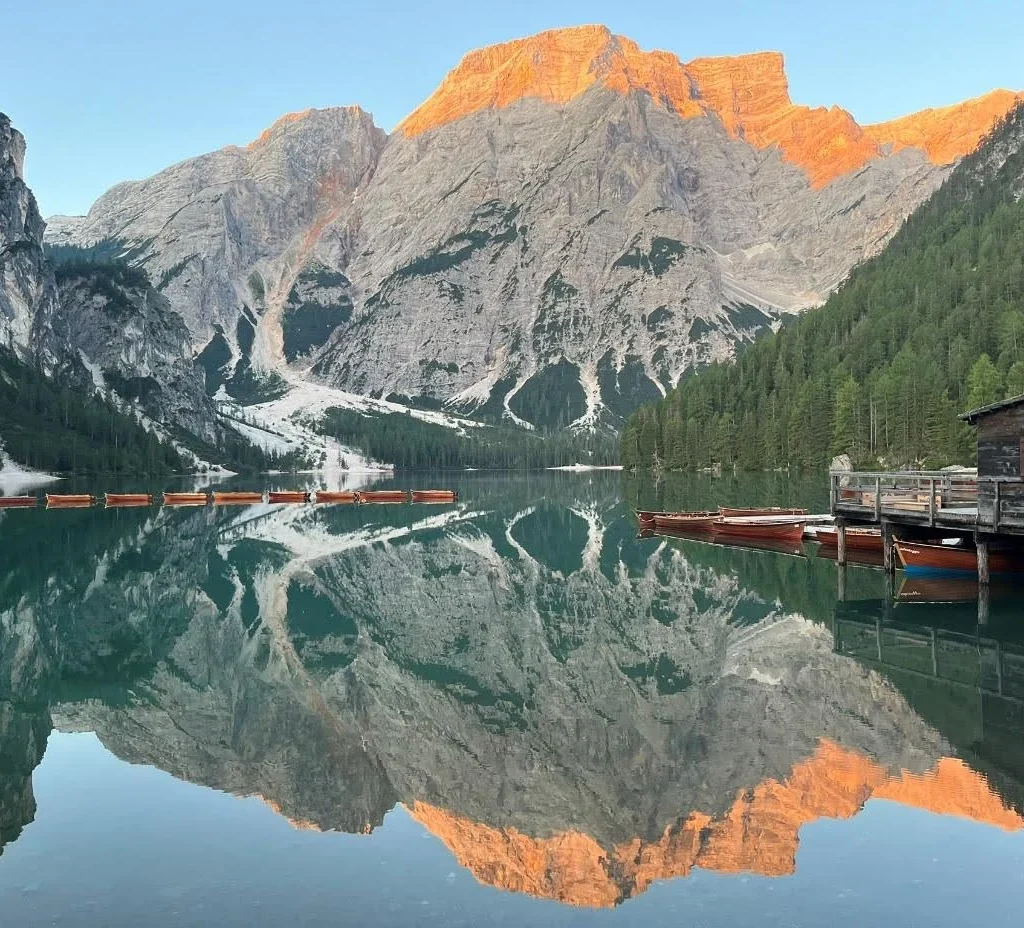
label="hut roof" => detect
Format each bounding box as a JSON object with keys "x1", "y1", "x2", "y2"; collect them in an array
[{"x1": 959, "y1": 393, "x2": 1024, "y2": 424}]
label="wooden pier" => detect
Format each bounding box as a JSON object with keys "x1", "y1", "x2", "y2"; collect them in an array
[
  {"x1": 829, "y1": 469, "x2": 1024, "y2": 585},
  {"x1": 829, "y1": 394, "x2": 1024, "y2": 587}
]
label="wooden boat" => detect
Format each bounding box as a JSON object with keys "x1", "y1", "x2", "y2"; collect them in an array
[
  {"x1": 314, "y1": 490, "x2": 358, "y2": 504},
  {"x1": 719, "y1": 506, "x2": 807, "y2": 518},
  {"x1": 45, "y1": 494, "x2": 95, "y2": 508},
  {"x1": 655, "y1": 526, "x2": 803, "y2": 556},
  {"x1": 712, "y1": 517, "x2": 806, "y2": 542},
  {"x1": 0, "y1": 495, "x2": 37, "y2": 508},
  {"x1": 652, "y1": 511, "x2": 720, "y2": 532},
  {"x1": 104, "y1": 493, "x2": 153, "y2": 507},
  {"x1": 268, "y1": 491, "x2": 310, "y2": 504},
  {"x1": 163, "y1": 492, "x2": 208, "y2": 506},
  {"x1": 411, "y1": 489, "x2": 458, "y2": 504},
  {"x1": 895, "y1": 541, "x2": 1024, "y2": 576},
  {"x1": 212, "y1": 491, "x2": 264, "y2": 506},
  {"x1": 812, "y1": 527, "x2": 883, "y2": 553},
  {"x1": 357, "y1": 490, "x2": 408, "y2": 504}
]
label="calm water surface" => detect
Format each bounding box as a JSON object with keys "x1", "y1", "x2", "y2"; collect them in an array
[{"x1": 1, "y1": 472, "x2": 1023, "y2": 926}]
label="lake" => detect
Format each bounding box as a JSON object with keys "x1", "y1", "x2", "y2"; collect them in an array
[{"x1": 1, "y1": 472, "x2": 1023, "y2": 926}]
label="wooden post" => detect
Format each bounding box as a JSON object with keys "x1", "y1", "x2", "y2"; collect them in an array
[
  {"x1": 977, "y1": 536, "x2": 990, "y2": 587},
  {"x1": 881, "y1": 521, "x2": 895, "y2": 576},
  {"x1": 929, "y1": 477, "x2": 936, "y2": 526},
  {"x1": 874, "y1": 477, "x2": 882, "y2": 521},
  {"x1": 993, "y1": 480, "x2": 1001, "y2": 531},
  {"x1": 837, "y1": 564, "x2": 847, "y2": 602},
  {"x1": 836, "y1": 520, "x2": 847, "y2": 566}
]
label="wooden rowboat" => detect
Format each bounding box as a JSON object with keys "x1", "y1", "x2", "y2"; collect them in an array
[
  {"x1": 268, "y1": 491, "x2": 310, "y2": 504},
  {"x1": 712, "y1": 518, "x2": 806, "y2": 542},
  {"x1": 45, "y1": 494, "x2": 95, "y2": 508},
  {"x1": 357, "y1": 490, "x2": 408, "y2": 504},
  {"x1": 0, "y1": 496, "x2": 37, "y2": 508},
  {"x1": 314, "y1": 490, "x2": 358, "y2": 504},
  {"x1": 212, "y1": 491, "x2": 264, "y2": 506},
  {"x1": 895, "y1": 541, "x2": 1023, "y2": 576},
  {"x1": 652, "y1": 511, "x2": 720, "y2": 532},
  {"x1": 411, "y1": 489, "x2": 458, "y2": 504},
  {"x1": 813, "y1": 527, "x2": 883, "y2": 552},
  {"x1": 105, "y1": 493, "x2": 153, "y2": 507},
  {"x1": 719, "y1": 506, "x2": 808, "y2": 518},
  {"x1": 163, "y1": 492, "x2": 208, "y2": 506}
]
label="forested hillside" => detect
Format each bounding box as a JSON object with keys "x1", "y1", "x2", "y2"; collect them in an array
[
  {"x1": 0, "y1": 348, "x2": 183, "y2": 474},
  {"x1": 623, "y1": 102, "x2": 1024, "y2": 471},
  {"x1": 320, "y1": 408, "x2": 619, "y2": 470}
]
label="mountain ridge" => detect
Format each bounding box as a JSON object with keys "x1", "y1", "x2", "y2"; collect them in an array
[{"x1": 40, "y1": 26, "x2": 1024, "y2": 435}]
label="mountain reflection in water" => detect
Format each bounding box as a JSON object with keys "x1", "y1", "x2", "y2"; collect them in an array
[{"x1": 1, "y1": 473, "x2": 1022, "y2": 918}]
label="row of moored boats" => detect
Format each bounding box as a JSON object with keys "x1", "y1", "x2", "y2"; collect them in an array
[
  {"x1": 0, "y1": 489, "x2": 459, "y2": 509},
  {"x1": 637, "y1": 507, "x2": 1022, "y2": 576},
  {"x1": 638, "y1": 507, "x2": 816, "y2": 542}
]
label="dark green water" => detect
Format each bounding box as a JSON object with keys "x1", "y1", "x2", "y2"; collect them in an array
[{"x1": 1, "y1": 472, "x2": 1023, "y2": 926}]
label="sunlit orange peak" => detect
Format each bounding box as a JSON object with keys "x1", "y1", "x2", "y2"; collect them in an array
[{"x1": 397, "y1": 25, "x2": 1023, "y2": 187}]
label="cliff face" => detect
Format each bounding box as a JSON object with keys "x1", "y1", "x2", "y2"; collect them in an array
[
  {"x1": 399, "y1": 29, "x2": 877, "y2": 188},
  {"x1": 37, "y1": 266, "x2": 222, "y2": 444},
  {"x1": 43, "y1": 28, "x2": 1023, "y2": 430},
  {"x1": 866, "y1": 89, "x2": 1024, "y2": 164},
  {"x1": 45, "y1": 107, "x2": 386, "y2": 360},
  {"x1": 0, "y1": 113, "x2": 229, "y2": 460},
  {"x1": 0, "y1": 114, "x2": 57, "y2": 354}
]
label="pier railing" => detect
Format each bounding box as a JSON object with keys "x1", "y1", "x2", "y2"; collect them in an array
[{"x1": 829, "y1": 470, "x2": 1024, "y2": 532}]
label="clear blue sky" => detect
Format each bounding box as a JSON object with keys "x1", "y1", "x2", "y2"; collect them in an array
[{"x1": 5, "y1": 0, "x2": 1023, "y2": 217}]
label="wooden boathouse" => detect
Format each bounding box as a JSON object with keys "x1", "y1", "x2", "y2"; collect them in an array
[{"x1": 829, "y1": 393, "x2": 1024, "y2": 586}]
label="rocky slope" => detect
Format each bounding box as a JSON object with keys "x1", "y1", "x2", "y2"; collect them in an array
[
  {"x1": 0, "y1": 114, "x2": 57, "y2": 354},
  {"x1": 0, "y1": 114, "x2": 231, "y2": 464},
  {"x1": 45, "y1": 27, "x2": 1023, "y2": 429}
]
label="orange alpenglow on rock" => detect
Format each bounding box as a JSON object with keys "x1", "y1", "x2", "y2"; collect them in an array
[
  {"x1": 408, "y1": 740, "x2": 1023, "y2": 908},
  {"x1": 865, "y1": 89, "x2": 1024, "y2": 164},
  {"x1": 397, "y1": 25, "x2": 1023, "y2": 188}
]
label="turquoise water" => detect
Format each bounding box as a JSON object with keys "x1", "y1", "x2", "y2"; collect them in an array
[{"x1": 1, "y1": 472, "x2": 1022, "y2": 926}]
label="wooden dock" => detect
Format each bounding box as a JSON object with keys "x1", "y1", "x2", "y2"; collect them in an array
[{"x1": 829, "y1": 469, "x2": 1024, "y2": 585}]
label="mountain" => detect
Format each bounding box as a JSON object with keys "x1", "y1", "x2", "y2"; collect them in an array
[
  {"x1": 622, "y1": 100, "x2": 1024, "y2": 471},
  {"x1": 0, "y1": 113, "x2": 322, "y2": 474},
  {"x1": 45, "y1": 26, "x2": 1024, "y2": 432},
  {"x1": 0, "y1": 114, "x2": 190, "y2": 475},
  {"x1": 0, "y1": 114, "x2": 56, "y2": 352}
]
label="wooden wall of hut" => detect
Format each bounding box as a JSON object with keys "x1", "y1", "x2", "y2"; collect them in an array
[{"x1": 975, "y1": 404, "x2": 1024, "y2": 527}]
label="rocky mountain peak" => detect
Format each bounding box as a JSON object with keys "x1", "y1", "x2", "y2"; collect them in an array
[
  {"x1": 241, "y1": 104, "x2": 378, "y2": 153},
  {"x1": 396, "y1": 27, "x2": 871, "y2": 186},
  {"x1": 398, "y1": 27, "x2": 1023, "y2": 189}
]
